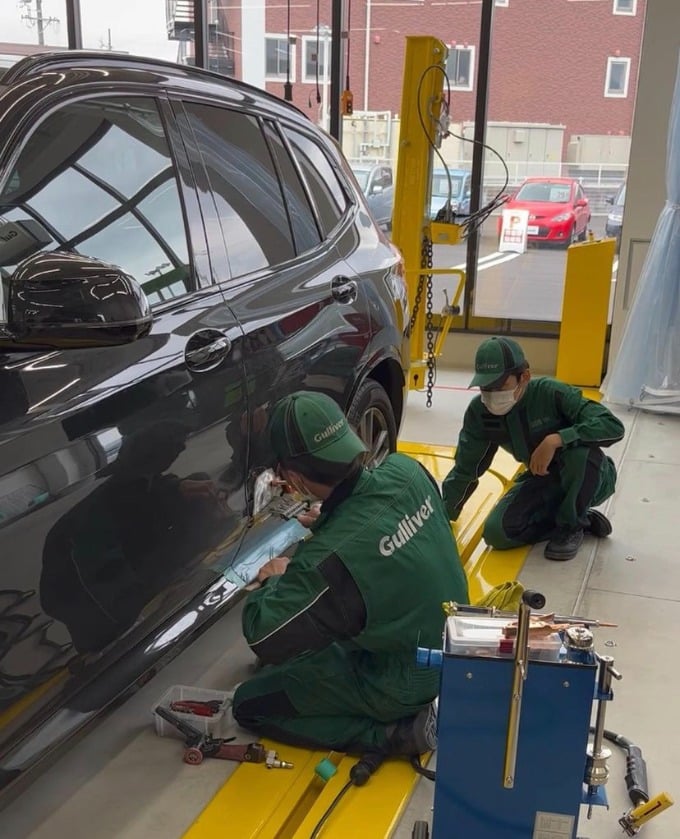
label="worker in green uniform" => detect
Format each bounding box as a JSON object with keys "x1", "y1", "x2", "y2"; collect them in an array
[
  {"x1": 232, "y1": 391, "x2": 468, "y2": 755},
  {"x1": 443, "y1": 337, "x2": 625, "y2": 561}
]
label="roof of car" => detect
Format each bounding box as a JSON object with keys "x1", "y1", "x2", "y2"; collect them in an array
[
  {"x1": 1, "y1": 51, "x2": 307, "y2": 120},
  {"x1": 520, "y1": 176, "x2": 576, "y2": 183}
]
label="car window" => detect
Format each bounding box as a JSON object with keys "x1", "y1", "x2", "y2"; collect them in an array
[
  {"x1": 616, "y1": 183, "x2": 626, "y2": 205},
  {"x1": 432, "y1": 172, "x2": 464, "y2": 200},
  {"x1": 183, "y1": 102, "x2": 296, "y2": 278},
  {"x1": 261, "y1": 120, "x2": 322, "y2": 255},
  {"x1": 0, "y1": 97, "x2": 193, "y2": 314},
  {"x1": 515, "y1": 182, "x2": 571, "y2": 203},
  {"x1": 282, "y1": 128, "x2": 349, "y2": 236}
]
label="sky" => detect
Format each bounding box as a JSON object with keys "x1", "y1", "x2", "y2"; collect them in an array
[{"x1": 1, "y1": 0, "x2": 178, "y2": 60}]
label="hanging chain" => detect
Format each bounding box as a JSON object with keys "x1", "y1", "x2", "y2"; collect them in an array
[
  {"x1": 407, "y1": 235, "x2": 436, "y2": 408},
  {"x1": 424, "y1": 235, "x2": 435, "y2": 408}
]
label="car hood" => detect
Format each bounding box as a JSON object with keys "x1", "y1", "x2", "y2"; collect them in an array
[{"x1": 505, "y1": 200, "x2": 574, "y2": 217}]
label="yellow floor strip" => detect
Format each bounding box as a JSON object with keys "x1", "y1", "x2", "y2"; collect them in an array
[{"x1": 182, "y1": 441, "x2": 532, "y2": 839}]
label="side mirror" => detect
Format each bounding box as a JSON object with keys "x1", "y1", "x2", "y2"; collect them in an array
[
  {"x1": 575, "y1": 198, "x2": 588, "y2": 208},
  {"x1": 605, "y1": 196, "x2": 614, "y2": 205},
  {"x1": 5, "y1": 251, "x2": 152, "y2": 350}
]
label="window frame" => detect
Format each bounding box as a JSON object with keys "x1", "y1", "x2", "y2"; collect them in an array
[
  {"x1": 604, "y1": 56, "x2": 631, "y2": 98},
  {"x1": 446, "y1": 45, "x2": 476, "y2": 92},
  {"x1": 613, "y1": 0, "x2": 637, "y2": 15},
  {"x1": 0, "y1": 91, "x2": 199, "y2": 317},
  {"x1": 301, "y1": 35, "x2": 331, "y2": 85},
  {"x1": 264, "y1": 34, "x2": 297, "y2": 83}
]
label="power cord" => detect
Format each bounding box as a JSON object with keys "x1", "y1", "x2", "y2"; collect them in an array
[{"x1": 309, "y1": 752, "x2": 385, "y2": 838}]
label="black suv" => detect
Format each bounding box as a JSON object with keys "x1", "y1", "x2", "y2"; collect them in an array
[{"x1": 0, "y1": 53, "x2": 408, "y2": 797}]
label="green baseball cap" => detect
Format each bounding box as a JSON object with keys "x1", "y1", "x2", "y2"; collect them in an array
[
  {"x1": 469, "y1": 337, "x2": 526, "y2": 389},
  {"x1": 269, "y1": 391, "x2": 368, "y2": 466}
]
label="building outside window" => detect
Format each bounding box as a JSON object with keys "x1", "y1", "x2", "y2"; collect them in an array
[
  {"x1": 613, "y1": 0, "x2": 637, "y2": 15},
  {"x1": 605, "y1": 56, "x2": 631, "y2": 97},
  {"x1": 446, "y1": 45, "x2": 475, "y2": 91},
  {"x1": 265, "y1": 35, "x2": 295, "y2": 81},
  {"x1": 302, "y1": 34, "x2": 330, "y2": 84}
]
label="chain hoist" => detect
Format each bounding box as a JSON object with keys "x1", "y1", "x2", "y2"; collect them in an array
[{"x1": 406, "y1": 235, "x2": 436, "y2": 407}]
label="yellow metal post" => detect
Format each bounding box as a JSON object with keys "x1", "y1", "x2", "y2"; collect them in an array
[
  {"x1": 391, "y1": 35, "x2": 448, "y2": 391},
  {"x1": 555, "y1": 238, "x2": 616, "y2": 388}
]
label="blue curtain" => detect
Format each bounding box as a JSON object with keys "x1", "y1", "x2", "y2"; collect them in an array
[{"x1": 603, "y1": 51, "x2": 680, "y2": 413}]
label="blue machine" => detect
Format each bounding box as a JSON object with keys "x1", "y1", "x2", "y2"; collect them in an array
[{"x1": 417, "y1": 592, "x2": 619, "y2": 839}]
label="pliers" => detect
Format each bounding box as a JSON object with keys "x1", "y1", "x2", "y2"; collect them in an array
[{"x1": 170, "y1": 699, "x2": 222, "y2": 717}]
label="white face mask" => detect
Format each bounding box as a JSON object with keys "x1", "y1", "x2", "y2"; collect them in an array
[{"x1": 481, "y1": 388, "x2": 518, "y2": 416}]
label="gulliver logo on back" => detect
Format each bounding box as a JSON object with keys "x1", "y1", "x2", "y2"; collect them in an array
[{"x1": 379, "y1": 496, "x2": 434, "y2": 556}]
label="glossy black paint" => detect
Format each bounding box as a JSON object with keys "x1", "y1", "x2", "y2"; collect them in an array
[
  {"x1": 0, "y1": 52, "x2": 408, "y2": 801},
  {"x1": 6, "y1": 251, "x2": 152, "y2": 349}
]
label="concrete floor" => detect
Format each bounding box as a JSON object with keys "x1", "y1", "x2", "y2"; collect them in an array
[{"x1": 3, "y1": 368, "x2": 679, "y2": 839}]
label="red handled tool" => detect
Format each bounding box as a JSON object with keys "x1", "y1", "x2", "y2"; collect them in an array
[
  {"x1": 154, "y1": 705, "x2": 294, "y2": 768},
  {"x1": 170, "y1": 699, "x2": 222, "y2": 717}
]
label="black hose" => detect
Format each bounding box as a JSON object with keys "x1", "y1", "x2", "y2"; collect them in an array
[
  {"x1": 591, "y1": 727, "x2": 649, "y2": 806},
  {"x1": 309, "y1": 752, "x2": 385, "y2": 838}
]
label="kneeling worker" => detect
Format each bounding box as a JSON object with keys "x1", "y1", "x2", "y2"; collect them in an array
[
  {"x1": 233, "y1": 391, "x2": 468, "y2": 756},
  {"x1": 443, "y1": 337, "x2": 625, "y2": 561}
]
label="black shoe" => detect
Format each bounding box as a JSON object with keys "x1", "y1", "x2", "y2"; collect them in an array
[
  {"x1": 585, "y1": 509, "x2": 613, "y2": 538},
  {"x1": 384, "y1": 701, "x2": 438, "y2": 756},
  {"x1": 544, "y1": 528, "x2": 584, "y2": 561}
]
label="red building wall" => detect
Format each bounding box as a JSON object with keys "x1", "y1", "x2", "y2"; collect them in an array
[{"x1": 261, "y1": 0, "x2": 644, "y2": 143}]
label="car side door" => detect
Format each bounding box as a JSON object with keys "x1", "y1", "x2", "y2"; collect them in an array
[
  {"x1": 169, "y1": 97, "x2": 374, "y2": 568},
  {"x1": 0, "y1": 92, "x2": 249, "y2": 764}
]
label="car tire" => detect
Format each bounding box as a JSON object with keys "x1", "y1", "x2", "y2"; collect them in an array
[
  {"x1": 579, "y1": 217, "x2": 590, "y2": 242},
  {"x1": 412, "y1": 822, "x2": 430, "y2": 839},
  {"x1": 561, "y1": 224, "x2": 577, "y2": 249},
  {"x1": 347, "y1": 379, "x2": 397, "y2": 468}
]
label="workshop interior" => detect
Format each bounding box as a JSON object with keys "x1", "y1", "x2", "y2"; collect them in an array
[{"x1": 0, "y1": 0, "x2": 679, "y2": 837}]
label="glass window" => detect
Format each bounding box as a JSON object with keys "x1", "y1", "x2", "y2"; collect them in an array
[
  {"x1": 446, "y1": 46, "x2": 475, "y2": 91},
  {"x1": 605, "y1": 57, "x2": 631, "y2": 97},
  {"x1": 302, "y1": 34, "x2": 331, "y2": 84},
  {"x1": 0, "y1": 97, "x2": 192, "y2": 314},
  {"x1": 613, "y1": 0, "x2": 636, "y2": 14},
  {"x1": 265, "y1": 35, "x2": 295, "y2": 81},
  {"x1": 262, "y1": 121, "x2": 322, "y2": 255},
  {"x1": 183, "y1": 102, "x2": 296, "y2": 277},
  {"x1": 283, "y1": 128, "x2": 349, "y2": 236}
]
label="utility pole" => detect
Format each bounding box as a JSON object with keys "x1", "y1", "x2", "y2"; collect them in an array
[{"x1": 21, "y1": 0, "x2": 60, "y2": 47}]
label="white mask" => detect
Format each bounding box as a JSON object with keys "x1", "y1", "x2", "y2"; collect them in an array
[{"x1": 481, "y1": 388, "x2": 517, "y2": 416}]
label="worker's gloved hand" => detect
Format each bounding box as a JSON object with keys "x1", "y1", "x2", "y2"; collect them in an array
[
  {"x1": 256, "y1": 556, "x2": 290, "y2": 584},
  {"x1": 297, "y1": 502, "x2": 321, "y2": 529},
  {"x1": 529, "y1": 433, "x2": 562, "y2": 476}
]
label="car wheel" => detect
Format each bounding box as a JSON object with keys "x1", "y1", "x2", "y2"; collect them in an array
[
  {"x1": 579, "y1": 217, "x2": 590, "y2": 241},
  {"x1": 412, "y1": 822, "x2": 430, "y2": 839},
  {"x1": 561, "y1": 224, "x2": 577, "y2": 249},
  {"x1": 347, "y1": 379, "x2": 397, "y2": 468}
]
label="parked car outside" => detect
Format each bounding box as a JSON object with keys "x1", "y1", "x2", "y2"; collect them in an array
[
  {"x1": 498, "y1": 177, "x2": 591, "y2": 247},
  {"x1": 350, "y1": 162, "x2": 393, "y2": 198},
  {"x1": 605, "y1": 181, "x2": 626, "y2": 251},
  {"x1": 366, "y1": 183, "x2": 395, "y2": 233},
  {"x1": 430, "y1": 168, "x2": 472, "y2": 219},
  {"x1": 0, "y1": 52, "x2": 408, "y2": 802}
]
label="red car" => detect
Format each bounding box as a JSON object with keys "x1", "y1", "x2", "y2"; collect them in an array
[{"x1": 498, "y1": 177, "x2": 591, "y2": 247}]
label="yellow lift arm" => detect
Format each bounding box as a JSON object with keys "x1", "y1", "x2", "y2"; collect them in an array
[{"x1": 391, "y1": 35, "x2": 465, "y2": 395}]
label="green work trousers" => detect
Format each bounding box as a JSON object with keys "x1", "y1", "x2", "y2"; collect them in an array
[
  {"x1": 232, "y1": 643, "x2": 440, "y2": 753},
  {"x1": 483, "y1": 446, "x2": 617, "y2": 550}
]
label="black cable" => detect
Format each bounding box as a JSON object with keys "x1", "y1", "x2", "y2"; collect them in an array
[
  {"x1": 410, "y1": 754, "x2": 436, "y2": 782},
  {"x1": 284, "y1": 0, "x2": 293, "y2": 100},
  {"x1": 590, "y1": 727, "x2": 649, "y2": 807},
  {"x1": 345, "y1": 0, "x2": 351, "y2": 92},
  {"x1": 309, "y1": 752, "x2": 385, "y2": 838},
  {"x1": 315, "y1": 0, "x2": 322, "y2": 105},
  {"x1": 309, "y1": 779, "x2": 353, "y2": 839}
]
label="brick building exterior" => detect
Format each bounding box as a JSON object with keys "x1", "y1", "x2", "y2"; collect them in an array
[{"x1": 253, "y1": 0, "x2": 644, "y2": 146}]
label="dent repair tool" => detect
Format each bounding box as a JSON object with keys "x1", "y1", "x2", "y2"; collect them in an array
[{"x1": 154, "y1": 705, "x2": 294, "y2": 768}]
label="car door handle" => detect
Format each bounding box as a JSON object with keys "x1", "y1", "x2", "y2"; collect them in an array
[
  {"x1": 185, "y1": 330, "x2": 232, "y2": 372},
  {"x1": 331, "y1": 275, "x2": 358, "y2": 304}
]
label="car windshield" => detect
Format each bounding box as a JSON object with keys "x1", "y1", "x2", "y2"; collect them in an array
[
  {"x1": 352, "y1": 168, "x2": 370, "y2": 191},
  {"x1": 515, "y1": 182, "x2": 572, "y2": 203},
  {"x1": 615, "y1": 183, "x2": 626, "y2": 205},
  {"x1": 432, "y1": 173, "x2": 464, "y2": 199}
]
